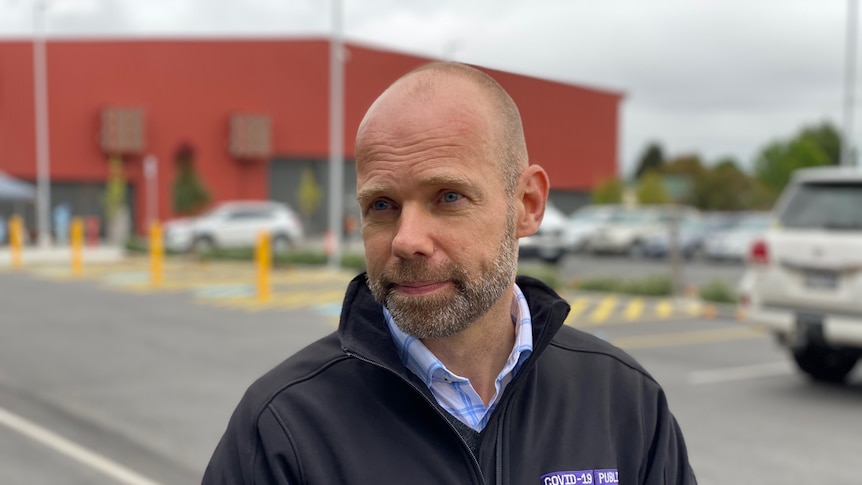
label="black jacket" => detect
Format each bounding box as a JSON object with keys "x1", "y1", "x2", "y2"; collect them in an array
[{"x1": 203, "y1": 274, "x2": 696, "y2": 484}]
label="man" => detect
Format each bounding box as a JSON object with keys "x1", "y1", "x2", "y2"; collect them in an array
[{"x1": 203, "y1": 62, "x2": 696, "y2": 484}]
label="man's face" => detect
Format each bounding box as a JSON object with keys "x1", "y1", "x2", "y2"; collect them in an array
[{"x1": 356, "y1": 80, "x2": 519, "y2": 339}]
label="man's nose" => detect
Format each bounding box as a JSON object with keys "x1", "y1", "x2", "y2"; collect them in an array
[{"x1": 391, "y1": 204, "x2": 435, "y2": 259}]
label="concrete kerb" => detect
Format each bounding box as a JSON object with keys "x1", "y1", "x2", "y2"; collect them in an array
[{"x1": 0, "y1": 245, "x2": 125, "y2": 267}]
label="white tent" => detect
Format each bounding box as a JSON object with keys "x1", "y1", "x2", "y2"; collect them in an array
[{"x1": 0, "y1": 171, "x2": 35, "y2": 201}]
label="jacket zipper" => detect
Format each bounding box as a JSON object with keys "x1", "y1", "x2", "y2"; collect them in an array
[{"x1": 344, "y1": 350, "x2": 488, "y2": 485}]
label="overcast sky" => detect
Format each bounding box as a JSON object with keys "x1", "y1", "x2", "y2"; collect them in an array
[{"x1": 0, "y1": 0, "x2": 855, "y2": 176}]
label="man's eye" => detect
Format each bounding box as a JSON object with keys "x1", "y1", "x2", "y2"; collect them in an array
[
  {"x1": 441, "y1": 192, "x2": 462, "y2": 203},
  {"x1": 371, "y1": 200, "x2": 391, "y2": 211}
]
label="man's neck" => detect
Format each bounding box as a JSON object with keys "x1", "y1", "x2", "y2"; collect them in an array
[{"x1": 422, "y1": 288, "x2": 516, "y2": 405}]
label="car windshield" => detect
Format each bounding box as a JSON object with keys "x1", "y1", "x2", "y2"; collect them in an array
[{"x1": 779, "y1": 182, "x2": 862, "y2": 229}]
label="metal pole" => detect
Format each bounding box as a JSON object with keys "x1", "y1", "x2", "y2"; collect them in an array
[
  {"x1": 33, "y1": 0, "x2": 52, "y2": 247},
  {"x1": 668, "y1": 207, "x2": 684, "y2": 301},
  {"x1": 327, "y1": 0, "x2": 345, "y2": 269},
  {"x1": 144, "y1": 154, "x2": 158, "y2": 227},
  {"x1": 842, "y1": 0, "x2": 859, "y2": 167}
]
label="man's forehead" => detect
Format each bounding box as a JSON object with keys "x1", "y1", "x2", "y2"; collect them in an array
[{"x1": 361, "y1": 73, "x2": 489, "y2": 131}]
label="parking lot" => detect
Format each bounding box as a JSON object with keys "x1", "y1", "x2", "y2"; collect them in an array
[{"x1": 1, "y1": 255, "x2": 861, "y2": 483}]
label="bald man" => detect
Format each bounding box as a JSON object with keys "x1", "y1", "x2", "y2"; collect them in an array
[{"x1": 203, "y1": 62, "x2": 696, "y2": 485}]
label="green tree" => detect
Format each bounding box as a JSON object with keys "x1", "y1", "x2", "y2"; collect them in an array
[
  {"x1": 591, "y1": 176, "x2": 624, "y2": 204},
  {"x1": 636, "y1": 171, "x2": 671, "y2": 205},
  {"x1": 691, "y1": 158, "x2": 778, "y2": 211},
  {"x1": 754, "y1": 136, "x2": 830, "y2": 194},
  {"x1": 172, "y1": 144, "x2": 212, "y2": 215},
  {"x1": 661, "y1": 154, "x2": 705, "y2": 177},
  {"x1": 634, "y1": 142, "x2": 665, "y2": 180},
  {"x1": 799, "y1": 121, "x2": 842, "y2": 166}
]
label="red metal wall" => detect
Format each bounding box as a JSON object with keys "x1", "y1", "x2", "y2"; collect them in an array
[{"x1": 0, "y1": 38, "x2": 621, "y2": 232}]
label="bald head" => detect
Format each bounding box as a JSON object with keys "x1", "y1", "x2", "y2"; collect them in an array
[{"x1": 356, "y1": 62, "x2": 529, "y2": 195}]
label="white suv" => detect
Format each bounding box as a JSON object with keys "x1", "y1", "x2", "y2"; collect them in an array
[
  {"x1": 163, "y1": 200, "x2": 304, "y2": 254},
  {"x1": 739, "y1": 166, "x2": 862, "y2": 382}
]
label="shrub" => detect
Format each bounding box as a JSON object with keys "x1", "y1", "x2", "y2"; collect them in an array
[
  {"x1": 517, "y1": 263, "x2": 562, "y2": 290},
  {"x1": 699, "y1": 278, "x2": 738, "y2": 303},
  {"x1": 573, "y1": 275, "x2": 673, "y2": 297}
]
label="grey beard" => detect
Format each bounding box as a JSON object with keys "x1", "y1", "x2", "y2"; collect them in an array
[{"x1": 368, "y1": 223, "x2": 518, "y2": 340}]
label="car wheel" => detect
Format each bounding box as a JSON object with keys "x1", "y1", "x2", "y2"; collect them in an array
[
  {"x1": 792, "y1": 346, "x2": 859, "y2": 383},
  {"x1": 192, "y1": 236, "x2": 216, "y2": 255},
  {"x1": 689, "y1": 244, "x2": 705, "y2": 261},
  {"x1": 628, "y1": 241, "x2": 645, "y2": 259},
  {"x1": 271, "y1": 234, "x2": 293, "y2": 255},
  {"x1": 539, "y1": 250, "x2": 564, "y2": 265}
]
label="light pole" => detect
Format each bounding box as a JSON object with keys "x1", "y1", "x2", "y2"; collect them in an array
[
  {"x1": 327, "y1": 0, "x2": 345, "y2": 269},
  {"x1": 842, "y1": 0, "x2": 859, "y2": 167},
  {"x1": 33, "y1": 0, "x2": 52, "y2": 247}
]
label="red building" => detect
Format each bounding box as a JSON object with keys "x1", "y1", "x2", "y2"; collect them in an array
[{"x1": 0, "y1": 38, "x2": 621, "y2": 237}]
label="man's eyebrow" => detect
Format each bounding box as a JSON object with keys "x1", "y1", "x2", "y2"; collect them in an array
[
  {"x1": 356, "y1": 184, "x2": 390, "y2": 202},
  {"x1": 356, "y1": 175, "x2": 474, "y2": 202}
]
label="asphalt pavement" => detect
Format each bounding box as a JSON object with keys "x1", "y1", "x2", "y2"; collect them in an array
[{"x1": 1, "y1": 257, "x2": 861, "y2": 484}]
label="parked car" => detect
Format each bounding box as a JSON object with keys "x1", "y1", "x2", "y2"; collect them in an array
[
  {"x1": 738, "y1": 166, "x2": 862, "y2": 382},
  {"x1": 163, "y1": 200, "x2": 304, "y2": 254},
  {"x1": 587, "y1": 205, "x2": 698, "y2": 257},
  {"x1": 643, "y1": 212, "x2": 738, "y2": 259},
  {"x1": 562, "y1": 204, "x2": 622, "y2": 253},
  {"x1": 518, "y1": 202, "x2": 568, "y2": 264},
  {"x1": 702, "y1": 212, "x2": 771, "y2": 262}
]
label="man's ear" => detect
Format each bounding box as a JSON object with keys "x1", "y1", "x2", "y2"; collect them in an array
[{"x1": 515, "y1": 164, "x2": 550, "y2": 238}]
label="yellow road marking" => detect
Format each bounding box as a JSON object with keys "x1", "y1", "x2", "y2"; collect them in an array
[
  {"x1": 624, "y1": 299, "x2": 644, "y2": 320},
  {"x1": 613, "y1": 326, "x2": 766, "y2": 350},
  {"x1": 589, "y1": 296, "x2": 617, "y2": 324},
  {"x1": 654, "y1": 300, "x2": 673, "y2": 318},
  {"x1": 565, "y1": 298, "x2": 590, "y2": 325},
  {"x1": 686, "y1": 300, "x2": 702, "y2": 316}
]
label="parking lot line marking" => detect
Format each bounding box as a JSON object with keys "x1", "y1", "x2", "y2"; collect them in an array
[
  {"x1": 654, "y1": 300, "x2": 673, "y2": 318},
  {"x1": 565, "y1": 298, "x2": 589, "y2": 325},
  {"x1": 686, "y1": 300, "x2": 702, "y2": 316},
  {"x1": 688, "y1": 361, "x2": 794, "y2": 385},
  {"x1": 624, "y1": 299, "x2": 644, "y2": 320},
  {"x1": 589, "y1": 296, "x2": 617, "y2": 324},
  {"x1": 613, "y1": 326, "x2": 765, "y2": 350},
  {"x1": 0, "y1": 406, "x2": 163, "y2": 485}
]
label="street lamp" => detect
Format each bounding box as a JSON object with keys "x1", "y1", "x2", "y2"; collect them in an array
[
  {"x1": 327, "y1": 0, "x2": 345, "y2": 269},
  {"x1": 842, "y1": 0, "x2": 859, "y2": 167},
  {"x1": 32, "y1": 0, "x2": 52, "y2": 247}
]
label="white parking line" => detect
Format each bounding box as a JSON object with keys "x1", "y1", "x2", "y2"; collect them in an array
[
  {"x1": 688, "y1": 361, "x2": 794, "y2": 385},
  {"x1": 0, "y1": 406, "x2": 163, "y2": 485}
]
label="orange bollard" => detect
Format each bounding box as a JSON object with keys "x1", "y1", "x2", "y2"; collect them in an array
[
  {"x1": 9, "y1": 215, "x2": 23, "y2": 269},
  {"x1": 256, "y1": 231, "x2": 271, "y2": 302},
  {"x1": 149, "y1": 221, "x2": 163, "y2": 288},
  {"x1": 71, "y1": 217, "x2": 84, "y2": 276}
]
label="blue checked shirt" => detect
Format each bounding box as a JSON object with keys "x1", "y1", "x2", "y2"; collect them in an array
[{"x1": 385, "y1": 284, "x2": 533, "y2": 431}]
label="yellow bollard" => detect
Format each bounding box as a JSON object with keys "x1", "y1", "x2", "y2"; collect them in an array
[
  {"x1": 256, "y1": 230, "x2": 271, "y2": 302},
  {"x1": 149, "y1": 221, "x2": 163, "y2": 288},
  {"x1": 71, "y1": 217, "x2": 84, "y2": 276},
  {"x1": 9, "y1": 215, "x2": 23, "y2": 269}
]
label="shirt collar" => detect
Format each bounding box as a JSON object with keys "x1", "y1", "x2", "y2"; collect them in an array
[{"x1": 385, "y1": 283, "x2": 534, "y2": 387}]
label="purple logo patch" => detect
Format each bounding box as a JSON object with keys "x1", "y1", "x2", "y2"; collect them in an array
[{"x1": 541, "y1": 469, "x2": 618, "y2": 485}]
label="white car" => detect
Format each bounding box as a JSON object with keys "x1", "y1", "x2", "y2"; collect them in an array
[
  {"x1": 739, "y1": 166, "x2": 862, "y2": 382},
  {"x1": 703, "y1": 212, "x2": 772, "y2": 262},
  {"x1": 163, "y1": 200, "x2": 304, "y2": 254},
  {"x1": 562, "y1": 204, "x2": 621, "y2": 253},
  {"x1": 587, "y1": 205, "x2": 698, "y2": 257},
  {"x1": 518, "y1": 202, "x2": 568, "y2": 264}
]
